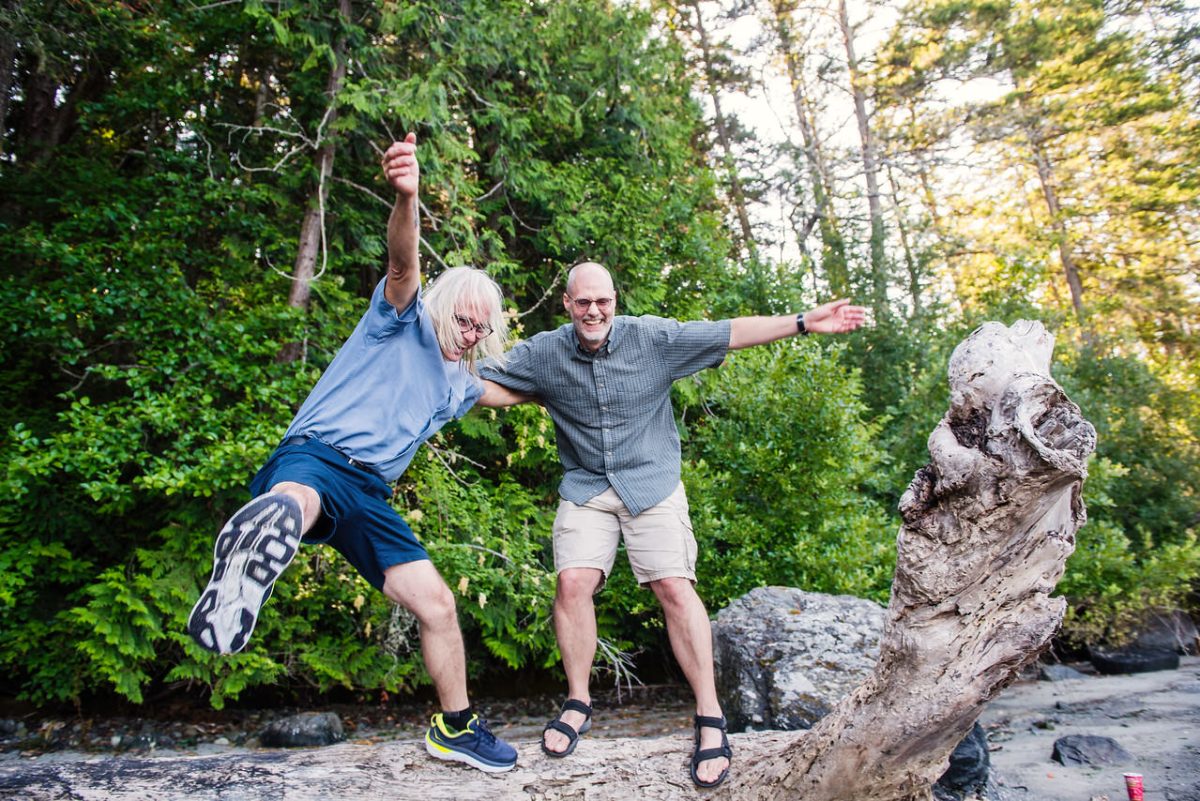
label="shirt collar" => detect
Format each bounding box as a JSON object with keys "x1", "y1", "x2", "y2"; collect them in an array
[{"x1": 569, "y1": 316, "x2": 624, "y2": 359}]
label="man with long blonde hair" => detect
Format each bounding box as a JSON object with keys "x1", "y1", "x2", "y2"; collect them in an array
[{"x1": 188, "y1": 133, "x2": 526, "y2": 773}]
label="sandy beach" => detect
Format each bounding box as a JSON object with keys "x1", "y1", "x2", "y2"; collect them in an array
[{"x1": 978, "y1": 656, "x2": 1199, "y2": 801}]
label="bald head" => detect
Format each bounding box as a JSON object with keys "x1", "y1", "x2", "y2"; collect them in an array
[{"x1": 566, "y1": 262, "x2": 613, "y2": 296}]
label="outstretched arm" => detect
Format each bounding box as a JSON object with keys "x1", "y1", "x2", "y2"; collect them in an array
[
  {"x1": 477, "y1": 379, "x2": 538, "y2": 408},
  {"x1": 382, "y1": 133, "x2": 421, "y2": 313},
  {"x1": 728, "y1": 298, "x2": 867, "y2": 350}
]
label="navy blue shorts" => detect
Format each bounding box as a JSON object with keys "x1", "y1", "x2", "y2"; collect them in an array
[{"x1": 248, "y1": 437, "x2": 429, "y2": 590}]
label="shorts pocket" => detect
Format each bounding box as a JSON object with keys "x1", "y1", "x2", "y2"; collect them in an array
[{"x1": 678, "y1": 510, "x2": 697, "y2": 574}]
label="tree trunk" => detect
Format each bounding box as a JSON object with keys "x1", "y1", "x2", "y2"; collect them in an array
[
  {"x1": 767, "y1": 0, "x2": 850, "y2": 296},
  {"x1": 1023, "y1": 121, "x2": 1086, "y2": 325},
  {"x1": 837, "y1": 0, "x2": 888, "y2": 317},
  {"x1": 276, "y1": 0, "x2": 351, "y2": 364},
  {"x1": 884, "y1": 159, "x2": 921, "y2": 319},
  {"x1": 0, "y1": 29, "x2": 15, "y2": 157},
  {"x1": 683, "y1": 0, "x2": 761, "y2": 273}
]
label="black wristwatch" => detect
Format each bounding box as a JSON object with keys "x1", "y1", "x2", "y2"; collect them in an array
[{"x1": 796, "y1": 312, "x2": 809, "y2": 335}]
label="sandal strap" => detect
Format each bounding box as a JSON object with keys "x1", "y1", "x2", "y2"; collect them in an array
[
  {"x1": 544, "y1": 718, "x2": 583, "y2": 740},
  {"x1": 561, "y1": 698, "x2": 593, "y2": 717},
  {"x1": 693, "y1": 744, "x2": 733, "y2": 762},
  {"x1": 694, "y1": 714, "x2": 727, "y2": 731}
]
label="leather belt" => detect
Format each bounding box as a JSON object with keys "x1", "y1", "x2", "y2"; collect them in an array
[{"x1": 280, "y1": 435, "x2": 381, "y2": 478}]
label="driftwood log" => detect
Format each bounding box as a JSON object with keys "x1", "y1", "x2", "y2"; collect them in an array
[
  {"x1": 0, "y1": 321, "x2": 1096, "y2": 801},
  {"x1": 726, "y1": 320, "x2": 1096, "y2": 800}
]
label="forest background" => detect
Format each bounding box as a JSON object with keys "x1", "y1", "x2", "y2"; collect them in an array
[{"x1": 1, "y1": 0, "x2": 1197, "y2": 712}]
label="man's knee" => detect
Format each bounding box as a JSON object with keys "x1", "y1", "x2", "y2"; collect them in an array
[
  {"x1": 269, "y1": 481, "x2": 321, "y2": 529},
  {"x1": 417, "y1": 585, "x2": 458, "y2": 628},
  {"x1": 650, "y1": 576, "x2": 699, "y2": 610},
  {"x1": 556, "y1": 568, "x2": 603, "y2": 603},
  {"x1": 387, "y1": 570, "x2": 457, "y2": 627}
]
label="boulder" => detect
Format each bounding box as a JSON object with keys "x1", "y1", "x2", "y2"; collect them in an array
[
  {"x1": 712, "y1": 586, "x2": 885, "y2": 732},
  {"x1": 259, "y1": 712, "x2": 345, "y2": 748},
  {"x1": 933, "y1": 723, "x2": 991, "y2": 801},
  {"x1": 1051, "y1": 734, "x2": 1133, "y2": 767},
  {"x1": 1038, "y1": 664, "x2": 1088, "y2": 682},
  {"x1": 1132, "y1": 610, "x2": 1199, "y2": 656},
  {"x1": 1090, "y1": 646, "x2": 1180, "y2": 675}
]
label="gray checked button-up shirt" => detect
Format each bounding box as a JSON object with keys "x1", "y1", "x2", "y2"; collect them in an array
[{"x1": 480, "y1": 315, "x2": 730, "y2": 516}]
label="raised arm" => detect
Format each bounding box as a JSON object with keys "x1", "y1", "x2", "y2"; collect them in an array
[
  {"x1": 728, "y1": 298, "x2": 867, "y2": 350},
  {"x1": 382, "y1": 133, "x2": 421, "y2": 313}
]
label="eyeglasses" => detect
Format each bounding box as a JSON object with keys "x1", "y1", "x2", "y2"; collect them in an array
[
  {"x1": 453, "y1": 314, "x2": 494, "y2": 337},
  {"x1": 567, "y1": 295, "x2": 614, "y2": 312}
]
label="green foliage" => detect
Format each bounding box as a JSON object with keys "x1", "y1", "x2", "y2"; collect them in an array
[
  {"x1": 683, "y1": 341, "x2": 897, "y2": 608},
  {"x1": 1056, "y1": 342, "x2": 1200, "y2": 546},
  {"x1": 401, "y1": 443, "x2": 560, "y2": 674},
  {"x1": 0, "y1": 0, "x2": 1193, "y2": 713},
  {"x1": 1059, "y1": 459, "x2": 1200, "y2": 647}
]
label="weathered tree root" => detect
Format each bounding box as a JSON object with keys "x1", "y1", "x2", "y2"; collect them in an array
[{"x1": 724, "y1": 320, "x2": 1096, "y2": 801}]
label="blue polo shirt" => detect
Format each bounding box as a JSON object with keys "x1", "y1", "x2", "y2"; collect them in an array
[
  {"x1": 480, "y1": 315, "x2": 730, "y2": 516},
  {"x1": 283, "y1": 277, "x2": 482, "y2": 482}
]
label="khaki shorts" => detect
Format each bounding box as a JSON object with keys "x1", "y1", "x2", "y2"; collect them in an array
[{"x1": 552, "y1": 482, "x2": 697, "y2": 586}]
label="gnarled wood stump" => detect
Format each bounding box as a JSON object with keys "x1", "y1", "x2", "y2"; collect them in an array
[{"x1": 726, "y1": 320, "x2": 1096, "y2": 801}]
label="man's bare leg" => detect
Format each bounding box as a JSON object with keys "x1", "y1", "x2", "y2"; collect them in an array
[
  {"x1": 382, "y1": 560, "x2": 469, "y2": 712},
  {"x1": 269, "y1": 481, "x2": 321, "y2": 535},
  {"x1": 650, "y1": 576, "x2": 729, "y2": 784},
  {"x1": 543, "y1": 567, "x2": 604, "y2": 754}
]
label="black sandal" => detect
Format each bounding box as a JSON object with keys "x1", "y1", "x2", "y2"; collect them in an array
[
  {"x1": 690, "y1": 714, "x2": 732, "y2": 788},
  {"x1": 541, "y1": 698, "x2": 593, "y2": 757}
]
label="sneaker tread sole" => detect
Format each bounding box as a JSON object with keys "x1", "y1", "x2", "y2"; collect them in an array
[{"x1": 187, "y1": 494, "x2": 302, "y2": 654}]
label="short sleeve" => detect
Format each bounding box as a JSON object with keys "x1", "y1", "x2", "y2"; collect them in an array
[
  {"x1": 478, "y1": 337, "x2": 542, "y2": 394},
  {"x1": 454, "y1": 373, "x2": 484, "y2": 418},
  {"x1": 646, "y1": 317, "x2": 731, "y2": 380},
  {"x1": 364, "y1": 277, "x2": 421, "y2": 341}
]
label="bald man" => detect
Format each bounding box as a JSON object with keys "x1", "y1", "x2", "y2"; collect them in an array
[{"x1": 480, "y1": 262, "x2": 866, "y2": 788}]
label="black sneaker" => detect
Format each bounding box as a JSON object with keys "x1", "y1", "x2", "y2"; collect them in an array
[
  {"x1": 187, "y1": 493, "x2": 302, "y2": 654},
  {"x1": 425, "y1": 713, "x2": 517, "y2": 773}
]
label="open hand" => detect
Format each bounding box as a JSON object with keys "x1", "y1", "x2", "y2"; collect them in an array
[{"x1": 804, "y1": 299, "x2": 868, "y2": 334}]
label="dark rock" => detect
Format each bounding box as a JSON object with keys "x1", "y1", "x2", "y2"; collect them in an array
[
  {"x1": 712, "y1": 586, "x2": 885, "y2": 732},
  {"x1": 1038, "y1": 664, "x2": 1088, "y2": 682},
  {"x1": 0, "y1": 720, "x2": 19, "y2": 737},
  {"x1": 1090, "y1": 646, "x2": 1180, "y2": 675},
  {"x1": 119, "y1": 732, "x2": 156, "y2": 751},
  {"x1": 1051, "y1": 734, "x2": 1134, "y2": 767},
  {"x1": 1131, "y1": 610, "x2": 1199, "y2": 656},
  {"x1": 259, "y1": 712, "x2": 345, "y2": 748},
  {"x1": 933, "y1": 723, "x2": 990, "y2": 801}
]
